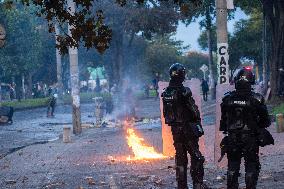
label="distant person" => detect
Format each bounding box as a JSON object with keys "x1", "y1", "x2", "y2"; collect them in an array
[
  {"x1": 143, "y1": 84, "x2": 150, "y2": 98},
  {"x1": 47, "y1": 88, "x2": 57, "y2": 117},
  {"x1": 152, "y1": 73, "x2": 160, "y2": 99},
  {"x1": 9, "y1": 84, "x2": 16, "y2": 101},
  {"x1": 201, "y1": 79, "x2": 209, "y2": 101},
  {"x1": 95, "y1": 76, "x2": 101, "y2": 93}
]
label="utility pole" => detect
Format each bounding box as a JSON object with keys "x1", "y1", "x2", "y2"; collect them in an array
[
  {"x1": 214, "y1": 0, "x2": 234, "y2": 167},
  {"x1": 67, "y1": 0, "x2": 82, "y2": 135},
  {"x1": 216, "y1": 0, "x2": 229, "y2": 84},
  {"x1": 55, "y1": 22, "x2": 63, "y2": 96}
]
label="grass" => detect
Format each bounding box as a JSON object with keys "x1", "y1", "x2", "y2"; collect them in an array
[
  {"x1": 272, "y1": 103, "x2": 284, "y2": 115},
  {"x1": 0, "y1": 90, "x2": 158, "y2": 111},
  {"x1": 0, "y1": 92, "x2": 112, "y2": 111},
  {"x1": 0, "y1": 98, "x2": 49, "y2": 110}
]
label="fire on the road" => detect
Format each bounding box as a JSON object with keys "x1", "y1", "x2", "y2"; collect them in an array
[{"x1": 126, "y1": 128, "x2": 167, "y2": 160}]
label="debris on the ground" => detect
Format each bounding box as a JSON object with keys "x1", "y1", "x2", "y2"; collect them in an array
[
  {"x1": 44, "y1": 181, "x2": 65, "y2": 189},
  {"x1": 18, "y1": 151, "x2": 23, "y2": 156},
  {"x1": 154, "y1": 178, "x2": 163, "y2": 185},
  {"x1": 81, "y1": 123, "x2": 95, "y2": 129},
  {"x1": 138, "y1": 175, "x2": 151, "y2": 181},
  {"x1": 86, "y1": 176, "x2": 96, "y2": 185},
  {"x1": 167, "y1": 165, "x2": 176, "y2": 169},
  {"x1": 22, "y1": 176, "x2": 28, "y2": 183},
  {"x1": 261, "y1": 174, "x2": 273, "y2": 180},
  {"x1": 216, "y1": 175, "x2": 225, "y2": 182},
  {"x1": 107, "y1": 155, "x2": 115, "y2": 162},
  {"x1": 5, "y1": 180, "x2": 16, "y2": 185}
]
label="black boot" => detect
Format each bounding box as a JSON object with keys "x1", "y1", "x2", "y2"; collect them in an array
[
  {"x1": 193, "y1": 182, "x2": 209, "y2": 189},
  {"x1": 176, "y1": 165, "x2": 188, "y2": 189}
]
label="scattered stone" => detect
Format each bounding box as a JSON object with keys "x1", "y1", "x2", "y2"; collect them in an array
[
  {"x1": 107, "y1": 155, "x2": 115, "y2": 162},
  {"x1": 167, "y1": 165, "x2": 176, "y2": 169},
  {"x1": 216, "y1": 175, "x2": 225, "y2": 181},
  {"x1": 5, "y1": 180, "x2": 16, "y2": 185},
  {"x1": 18, "y1": 151, "x2": 23, "y2": 156},
  {"x1": 261, "y1": 174, "x2": 273, "y2": 180},
  {"x1": 22, "y1": 176, "x2": 28, "y2": 183},
  {"x1": 86, "y1": 176, "x2": 96, "y2": 185},
  {"x1": 154, "y1": 178, "x2": 163, "y2": 185}
]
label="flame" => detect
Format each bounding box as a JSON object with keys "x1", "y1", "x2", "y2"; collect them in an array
[{"x1": 126, "y1": 128, "x2": 166, "y2": 160}]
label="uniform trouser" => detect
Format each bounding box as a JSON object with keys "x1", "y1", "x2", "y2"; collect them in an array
[
  {"x1": 227, "y1": 136, "x2": 260, "y2": 189},
  {"x1": 171, "y1": 127, "x2": 205, "y2": 189},
  {"x1": 47, "y1": 104, "x2": 55, "y2": 116},
  {"x1": 202, "y1": 92, "x2": 208, "y2": 101}
]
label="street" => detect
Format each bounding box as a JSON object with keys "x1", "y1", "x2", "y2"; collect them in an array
[{"x1": 0, "y1": 99, "x2": 283, "y2": 189}]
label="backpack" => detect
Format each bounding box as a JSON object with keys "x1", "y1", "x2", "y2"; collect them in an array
[{"x1": 162, "y1": 87, "x2": 183, "y2": 125}]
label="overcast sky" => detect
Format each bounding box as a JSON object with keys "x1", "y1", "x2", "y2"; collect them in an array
[{"x1": 173, "y1": 8, "x2": 248, "y2": 52}]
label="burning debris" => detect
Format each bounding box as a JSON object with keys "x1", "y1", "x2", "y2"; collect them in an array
[{"x1": 126, "y1": 126, "x2": 166, "y2": 161}]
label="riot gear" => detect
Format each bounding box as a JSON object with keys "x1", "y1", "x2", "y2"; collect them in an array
[
  {"x1": 169, "y1": 63, "x2": 186, "y2": 82},
  {"x1": 162, "y1": 64, "x2": 207, "y2": 189},
  {"x1": 220, "y1": 77, "x2": 273, "y2": 189},
  {"x1": 234, "y1": 67, "x2": 255, "y2": 90}
]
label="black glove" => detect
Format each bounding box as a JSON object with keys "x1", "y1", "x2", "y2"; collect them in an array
[{"x1": 191, "y1": 123, "x2": 204, "y2": 138}]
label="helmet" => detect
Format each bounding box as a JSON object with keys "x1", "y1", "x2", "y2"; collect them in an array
[
  {"x1": 169, "y1": 63, "x2": 186, "y2": 82},
  {"x1": 234, "y1": 67, "x2": 255, "y2": 89}
]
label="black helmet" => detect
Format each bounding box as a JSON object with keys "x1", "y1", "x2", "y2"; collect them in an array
[
  {"x1": 234, "y1": 67, "x2": 255, "y2": 89},
  {"x1": 169, "y1": 63, "x2": 186, "y2": 81}
]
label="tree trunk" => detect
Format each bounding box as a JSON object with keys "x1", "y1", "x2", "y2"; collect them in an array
[
  {"x1": 262, "y1": 9, "x2": 268, "y2": 93},
  {"x1": 205, "y1": 5, "x2": 215, "y2": 100},
  {"x1": 22, "y1": 74, "x2": 25, "y2": 100},
  {"x1": 67, "y1": 0, "x2": 81, "y2": 135},
  {"x1": 27, "y1": 72, "x2": 33, "y2": 98},
  {"x1": 113, "y1": 32, "x2": 124, "y2": 87},
  {"x1": 0, "y1": 80, "x2": 2, "y2": 102},
  {"x1": 263, "y1": 0, "x2": 284, "y2": 101},
  {"x1": 55, "y1": 23, "x2": 63, "y2": 95}
]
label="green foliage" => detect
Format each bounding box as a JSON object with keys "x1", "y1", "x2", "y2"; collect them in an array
[
  {"x1": 144, "y1": 35, "x2": 185, "y2": 79},
  {"x1": 0, "y1": 98, "x2": 49, "y2": 110},
  {"x1": 229, "y1": 10, "x2": 262, "y2": 72},
  {"x1": 183, "y1": 51, "x2": 211, "y2": 79},
  {"x1": 272, "y1": 103, "x2": 284, "y2": 115},
  {"x1": 197, "y1": 26, "x2": 217, "y2": 51},
  {"x1": 2, "y1": 0, "x2": 202, "y2": 54}
]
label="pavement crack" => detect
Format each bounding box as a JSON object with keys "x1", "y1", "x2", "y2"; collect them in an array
[{"x1": 0, "y1": 140, "x2": 49, "y2": 160}]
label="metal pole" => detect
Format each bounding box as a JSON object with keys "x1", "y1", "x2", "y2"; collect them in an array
[{"x1": 214, "y1": 0, "x2": 230, "y2": 167}]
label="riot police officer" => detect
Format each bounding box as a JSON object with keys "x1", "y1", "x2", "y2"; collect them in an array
[
  {"x1": 219, "y1": 67, "x2": 273, "y2": 189},
  {"x1": 162, "y1": 63, "x2": 207, "y2": 189}
]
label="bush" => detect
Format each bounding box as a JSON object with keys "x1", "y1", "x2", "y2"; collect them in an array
[
  {"x1": 0, "y1": 98, "x2": 49, "y2": 110},
  {"x1": 272, "y1": 103, "x2": 284, "y2": 115}
]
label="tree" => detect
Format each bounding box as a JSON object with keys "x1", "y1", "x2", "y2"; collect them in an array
[
  {"x1": 0, "y1": 5, "x2": 47, "y2": 98},
  {"x1": 144, "y1": 35, "x2": 185, "y2": 80},
  {"x1": 1, "y1": 0, "x2": 202, "y2": 54},
  {"x1": 236, "y1": 0, "x2": 284, "y2": 100}
]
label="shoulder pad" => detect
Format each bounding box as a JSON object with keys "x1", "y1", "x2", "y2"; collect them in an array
[
  {"x1": 182, "y1": 87, "x2": 192, "y2": 97},
  {"x1": 252, "y1": 92, "x2": 265, "y2": 104},
  {"x1": 223, "y1": 91, "x2": 233, "y2": 99}
]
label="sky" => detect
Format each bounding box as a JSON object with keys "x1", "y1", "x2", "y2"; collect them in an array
[{"x1": 174, "y1": 8, "x2": 248, "y2": 52}]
